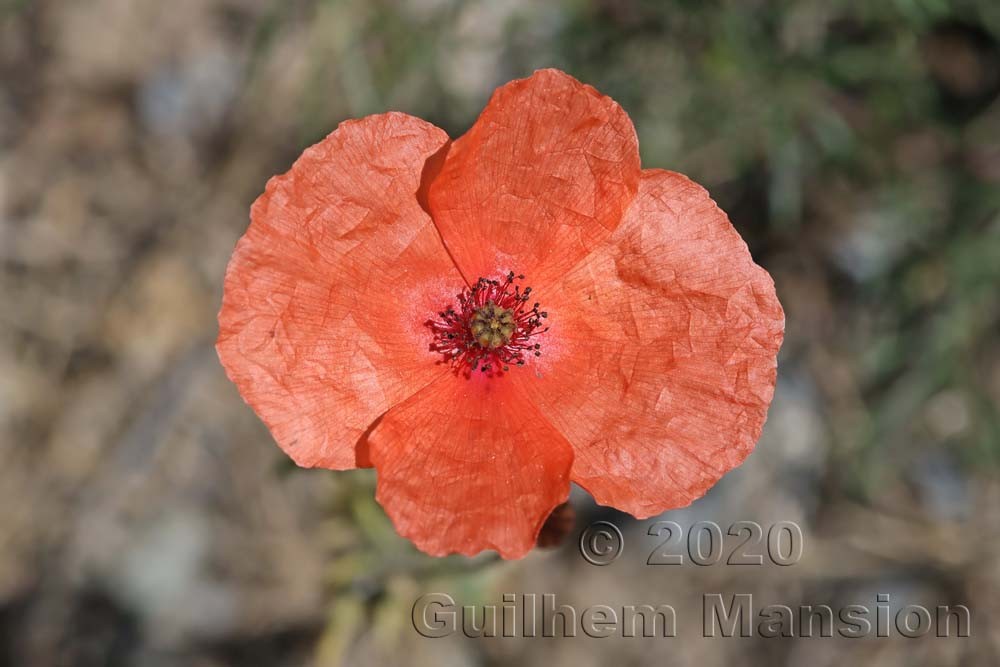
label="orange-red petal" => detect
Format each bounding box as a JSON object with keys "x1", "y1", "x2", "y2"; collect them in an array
[
  {"x1": 516, "y1": 170, "x2": 785, "y2": 518},
  {"x1": 426, "y1": 68, "x2": 641, "y2": 288},
  {"x1": 368, "y1": 374, "x2": 574, "y2": 558},
  {"x1": 217, "y1": 113, "x2": 461, "y2": 470}
]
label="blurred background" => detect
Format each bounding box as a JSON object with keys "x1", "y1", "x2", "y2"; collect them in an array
[{"x1": 2, "y1": 0, "x2": 999, "y2": 665}]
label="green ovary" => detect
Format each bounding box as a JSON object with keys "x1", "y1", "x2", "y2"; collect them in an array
[{"x1": 470, "y1": 301, "x2": 515, "y2": 349}]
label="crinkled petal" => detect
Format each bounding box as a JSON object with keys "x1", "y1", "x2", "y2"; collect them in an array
[
  {"x1": 516, "y1": 170, "x2": 785, "y2": 518},
  {"x1": 427, "y1": 68, "x2": 640, "y2": 287},
  {"x1": 368, "y1": 374, "x2": 574, "y2": 558},
  {"x1": 217, "y1": 113, "x2": 460, "y2": 470}
]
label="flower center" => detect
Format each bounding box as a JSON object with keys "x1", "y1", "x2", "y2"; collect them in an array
[
  {"x1": 428, "y1": 272, "x2": 548, "y2": 375},
  {"x1": 470, "y1": 301, "x2": 515, "y2": 348}
]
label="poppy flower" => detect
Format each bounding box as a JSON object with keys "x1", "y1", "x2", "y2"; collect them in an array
[{"x1": 217, "y1": 69, "x2": 784, "y2": 559}]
